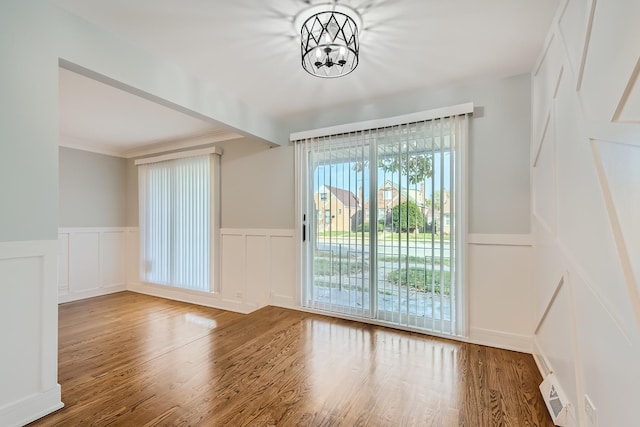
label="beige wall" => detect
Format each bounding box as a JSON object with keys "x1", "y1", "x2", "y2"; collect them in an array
[
  {"x1": 125, "y1": 137, "x2": 294, "y2": 229},
  {"x1": 218, "y1": 138, "x2": 294, "y2": 229}
]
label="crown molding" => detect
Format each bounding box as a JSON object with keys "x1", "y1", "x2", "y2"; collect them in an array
[{"x1": 59, "y1": 130, "x2": 243, "y2": 159}]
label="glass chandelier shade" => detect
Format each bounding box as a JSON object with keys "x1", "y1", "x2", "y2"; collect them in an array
[{"x1": 300, "y1": 7, "x2": 360, "y2": 78}]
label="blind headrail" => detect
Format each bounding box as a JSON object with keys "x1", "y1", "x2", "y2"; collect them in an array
[
  {"x1": 290, "y1": 102, "x2": 473, "y2": 141},
  {"x1": 134, "y1": 146, "x2": 223, "y2": 166}
]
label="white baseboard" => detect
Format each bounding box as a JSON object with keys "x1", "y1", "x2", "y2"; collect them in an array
[
  {"x1": 532, "y1": 337, "x2": 552, "y2": 377},
  {"x1": 59, "y1": 284, "x2": 127, "y2": 304},
  {"x1": 468, "y1": 327, "x2": 532, "y2": 353},
  {"x1": 269, "y1": 292, "x2": 296, "y2": 308},
  {"x1": 127, "y1": 282, "x2": 264, "y2": 315},
  {"x1": 0, "y1": 385, "x2": 63, "y2": 427}
]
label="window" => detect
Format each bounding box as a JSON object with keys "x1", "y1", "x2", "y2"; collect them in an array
[
  {"x1": 320, "y1": 192, "x2": 328, "y2": 201},
  {"x1": 295, "y1": 106, "x2": 470, "y2": 336},
  {"x1": 137, "y1": 150, "x2": 220, "y2": 292}
]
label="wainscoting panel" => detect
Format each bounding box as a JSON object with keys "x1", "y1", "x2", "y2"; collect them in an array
[
  {"x1": 129, "y1": 229, "x2": 295, "y2": 315},
  {"x1": 467, "y1": 234, "x2": 533, "y2": 353},
  {"x1": 245, "y1": 235, "x2": 269, "y2": 307},
  {"x1": 101, "y1": 231, "x2": 126, "y2": 287},
  {"x1": 58, "y1": 228, "x2": 131, "y2": 303},
  {"x1": 220, "y1": 232, "x2": 246, "y2": 303},
  {"x1": 220, "y1": 229, "x2": 296, "y2": 310},
  {"x1": 58, "y1": 233, "x2": 69, "y2": 292},
  {"x1": 532, "y1": 0, "x2": 640, "y2": 424},
  {"x1": 268, "y1": 234, "x2": 297, "y2": 308},
  {"x1": 0, "y1": 240, "x2": 62, "y2": 427},
  {"x1": 68, "y1": 231, "x2": 100, "y2": 293}
]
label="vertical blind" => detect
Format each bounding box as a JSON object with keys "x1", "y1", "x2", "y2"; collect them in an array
[
  {"x1": 138, "y1": 154, "x2": 211, "y2": 291},
  {"x1": 294, "y1": 110, "x2": 469, "y2": 336}
]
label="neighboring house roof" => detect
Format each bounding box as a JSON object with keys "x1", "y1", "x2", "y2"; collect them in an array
[{"x1": 319, "y1": 185, "x2": 360, "y2": 208}]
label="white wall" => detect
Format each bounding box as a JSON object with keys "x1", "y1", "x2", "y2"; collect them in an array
[
  {"x1": 58, "y1": 227, "x2": 134, "y2": 303},
  {"x1": 531, "y1": 0, "x2": 640, "y2": 425}
]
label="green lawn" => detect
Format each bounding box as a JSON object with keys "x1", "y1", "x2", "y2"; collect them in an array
[
  {"x1": 385, "y1": 267, "x2": 451, "y2": 295},
  {"x1": 313, "y1": 257, "x2": 368, "y2": 275}
]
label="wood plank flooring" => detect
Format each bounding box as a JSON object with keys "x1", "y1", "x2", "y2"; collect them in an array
[{"x1": 29, "y1": 292, "x2": 553, "y2": 426}]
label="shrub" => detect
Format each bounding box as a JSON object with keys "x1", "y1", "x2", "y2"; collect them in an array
[{"x1": 390, "y1": 201, "x2": 424, "y2": 232}]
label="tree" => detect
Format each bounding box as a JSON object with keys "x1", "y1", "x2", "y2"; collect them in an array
[
  {"x1": 390, "y1": 201, "x2": 424, "y2": 232},
  {"x1": 353, "y1": 153, "x2": 433, "y2": 185},
  {"x1": 424, "y1": 190, "x2": 450, "y2": 212}
]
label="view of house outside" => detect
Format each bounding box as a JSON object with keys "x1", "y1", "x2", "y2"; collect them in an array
[{"x1": 308, "y1": 148, "x2": 455, "y2": 328}]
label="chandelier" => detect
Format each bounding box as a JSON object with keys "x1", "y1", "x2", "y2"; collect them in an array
[{"x1": 297, "y1": 4, "x2": 361, "y2": 78}]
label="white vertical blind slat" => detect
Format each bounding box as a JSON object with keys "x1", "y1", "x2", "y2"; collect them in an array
[
  {"x1": 138, "y1": 155, "x2": 211, "y2": 292},
  {"x1": 296, "y1": 112, "x2": 467, "y2": 336}
]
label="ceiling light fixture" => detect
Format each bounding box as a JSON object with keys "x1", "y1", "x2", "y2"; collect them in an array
[{"x1": 296, "y1": 4, "x2": 361, "y2": 78}]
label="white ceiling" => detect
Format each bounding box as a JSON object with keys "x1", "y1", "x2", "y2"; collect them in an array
[
  {"x1": 55, "y1": 0, "x2": 560, "y2": 150},
  {"x1": 58, "y1": 68, "x2": 241, "y2": 157}
]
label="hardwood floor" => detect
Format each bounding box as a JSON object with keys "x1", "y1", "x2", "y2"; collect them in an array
[{"x1": 29, "y1": 292, "x2": 553, "y2": 426}]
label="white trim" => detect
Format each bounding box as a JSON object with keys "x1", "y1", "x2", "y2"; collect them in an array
[
  {"x1": 278, "y1": 304, "x2": 532, "y2": 353},
  {"x1": 467, "y1": 233, "x2": 533, "y2": 246},
  {"x1": 128, "y1": 282, "x2": 262, "y2": 315},
  {"x1": 270, "y1": 292, "x2": 297, "y2": 308},
  {"x1": 0, "y1": 239, "x2": 58, "y2": 259},
  {"x1": 124, "y1": 130, "x2": 241, "y2": 158},
  {"x1": 0, "y1": 385, "x2": 63, "y2": 427},
  {"x1": 134, "y1": 146, "x2": 223, "y2": 165},
  {"x1": 0, "y1": 239, "x2": 62, "y2": 427},
  {"x1": 290, "y1": 103, "x2": 474, "y2": 141},
  {"x1": 59, "y1": 285, "x2": 127, "y2": 304},
  {"x1": 589, "y1": 138, "x2": 640, "y2": 333},
  {"x1": 532, "y1": 337, "x2": 553, "y2": 377},
  {"x1": 59, "y1": 135, "x2": 125, "y2": 158},
  {"x1": 291, "y1": 305, "x2": 469, "y2": 341},
  {"x1": 58, "y1": 226, "x2": 134, "y2": 234},
  {"x1": 60, "y1": 131, "x2": 241, "y2": 159},
  {"x1": 534, "y1": 274, "x2": 565, "y2": 334},
  {"x1": 575, "y1": 0, "x2": 597, "y2": 91},
  {"x1": 468, "y1": 327, "x2": 533, "y2": 353}
]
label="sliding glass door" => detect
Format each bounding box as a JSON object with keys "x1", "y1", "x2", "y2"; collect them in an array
[{"x1": 296, "y1": 115, "x2": 466, "y2": 336}]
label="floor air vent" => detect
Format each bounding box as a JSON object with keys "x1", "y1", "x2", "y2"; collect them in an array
[{"x1": 539, "y1": 374, "x2": 570, "y2": 426}]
